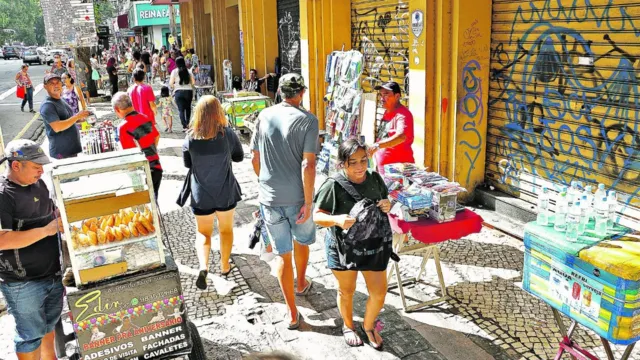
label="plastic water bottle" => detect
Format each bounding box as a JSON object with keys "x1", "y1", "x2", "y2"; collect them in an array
[
  {"x1": 607, "y1": 190, "x2": 618, "y2": 230},
  {"x1": 578, "y1": 195, "x2": 589, "y2": 235},
  {"x1": 566, "y1": 201, "x2": 581, "y2": 242},
  {"x1": 583, "y1": 185, "x2": 594, "y2": 220},
  {"x1": 595, "y1": 197, "x2": 608, "y2": 237},
  {"x1": 537, "y1": 187, "x2": 550, "y2": 226},
  {"x1": 594, "y1": 184, "x2": 607, "y2": 208},
  {"x1": 568, "y1": 181, "x2": 581, "y2": 207},
  {"x1": 554, "y1": 192, "x2": 569, "y2": 232}
]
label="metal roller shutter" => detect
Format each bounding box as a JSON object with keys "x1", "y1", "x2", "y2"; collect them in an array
[
  {"x1": 486, "y1": 0, "x2": 640, "y2": 229},
  {"x1": 351, "y1": 0, "x2": 410, "y2": 101},
  {"x1": 277, "y1": 0, "x2": 301, "y2": 75}
]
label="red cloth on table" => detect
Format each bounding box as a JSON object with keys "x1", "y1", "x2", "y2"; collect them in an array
[{"x1": 388, "y1": 209, "x2": 483, "y2": 244}]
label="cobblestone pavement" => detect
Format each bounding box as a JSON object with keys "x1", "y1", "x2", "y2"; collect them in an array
[{"x1": 2, "y1": 92, "x2": 640, "y2": 359}]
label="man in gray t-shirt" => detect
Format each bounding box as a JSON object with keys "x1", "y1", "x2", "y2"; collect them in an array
[{"x1": 251, "y1": 73, "x2": 318, "y2": 330}]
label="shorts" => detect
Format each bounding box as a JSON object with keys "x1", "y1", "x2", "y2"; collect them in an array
[
  {"x1": 0, "y1": 277, "x2": 64, "y2": 353},
  {"x1": 81, "y1": 86, "x2": 88, "y2": 92},
  {"x1": 324, "y1": 230, "x2": 346, "y2": 270},
  {"x1": 192, "y1": 202, "x2": 237, "y2": 216},
  {"x1": 259, "y1": 204, "x2": 316, "y2": 255}
]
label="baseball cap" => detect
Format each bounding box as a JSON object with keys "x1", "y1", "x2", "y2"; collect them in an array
[
  {"x1": 279, "y1": 73, "x2": 307, "y2": 93},
  {"x1": 43, "y1": 73, "x2": 61, "y2": 84},
  {"x1": 375, "y1": 81, "x2": 402, "y2": 94},
  {"x1": 1, "y1": 139, "x2": 51, "y2": 165}
]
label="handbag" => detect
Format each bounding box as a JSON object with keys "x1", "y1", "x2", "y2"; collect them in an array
[
  {"x1": 176, "y1": 168, "x2": 192, "y2": 207},
  {"x1": 16, "y1": 86, "x2": 25, "y2": 99}
]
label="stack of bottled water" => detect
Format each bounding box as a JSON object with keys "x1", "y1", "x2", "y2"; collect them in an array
[{"x1": 537, "y1": 182, "x2": 619, "y2": 238}]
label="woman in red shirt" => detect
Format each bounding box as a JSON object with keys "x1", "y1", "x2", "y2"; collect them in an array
[{"x1": 368, "y1": 82, "x2": 415, "y2": 174}]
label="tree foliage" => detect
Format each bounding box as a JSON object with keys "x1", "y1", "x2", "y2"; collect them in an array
[
  {"x1": 94, "y1": 0, "x2": 116, "y2": 27},
  {"x1": 0, "y1": 0, "x2": 45, "y2": 45}
]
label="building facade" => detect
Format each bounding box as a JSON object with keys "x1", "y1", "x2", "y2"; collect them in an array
[
  {"x1": 40, "y1": 0, "x2": 98, "y2": 48},
  {"x1": 180, "y1": 0, "x2": 640, "y2": 230},
  {"x1": 129, "y1": 2, "x2": 182, "y2": 49}
]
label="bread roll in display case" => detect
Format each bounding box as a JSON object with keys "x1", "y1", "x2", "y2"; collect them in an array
[{"x1": 51, "y1": 149, "x2": 165, "y2": 287}]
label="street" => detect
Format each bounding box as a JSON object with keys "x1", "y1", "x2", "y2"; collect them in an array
[{"x1": 0, "y1": 58, "x2": 48, "y2": 144}]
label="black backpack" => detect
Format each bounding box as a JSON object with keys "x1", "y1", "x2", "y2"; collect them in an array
[{"x1": 331, "y1": 173, "x2": 398, "y2": 271}]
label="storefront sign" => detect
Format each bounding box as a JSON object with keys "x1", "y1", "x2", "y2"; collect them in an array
[
  {"x1": 411, "y1": 10, "x2": 424, "y2": 37},
  {"x1": 131, "y1": 3, "x2": 181, "y2": 27},
  {"x1": 97, "y1": 26, "x2": 110, "y2": 36},
  {"x1": 68, "y1": 268, "x2": 191, "y2": 360}
]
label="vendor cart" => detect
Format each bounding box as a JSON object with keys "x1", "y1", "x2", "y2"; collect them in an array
[
  {"x1": 522, "y1": 218, "x2": 638, "y2": 360},
  {"x1": 221, "y1": 94, "x2": 273, "y2": 133},
  {"x1": 50, "y1": 150, "x2": 205, "y2": 360}
]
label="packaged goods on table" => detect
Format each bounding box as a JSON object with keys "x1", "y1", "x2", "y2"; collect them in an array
[
  {"x1": 384, "y1": 163, "x2": 466, "y2": 223},
  {"x1": 51, "y1": 150, "x2": 165, "y2": 287}
]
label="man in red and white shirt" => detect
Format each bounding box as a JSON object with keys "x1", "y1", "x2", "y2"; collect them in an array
[
  {"x1": 369, "y1": 81, "x2": 415, "y2": 174},
  {"x1": 112, "y1": 92, "x2": 163, "y2": 200}
]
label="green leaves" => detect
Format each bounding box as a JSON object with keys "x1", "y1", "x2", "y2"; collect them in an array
[{"x1": 0, "y1": 0, "x2": 44, "y2": 45}]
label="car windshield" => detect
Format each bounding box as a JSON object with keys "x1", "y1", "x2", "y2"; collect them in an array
[
  {"x1": 24, "y1": 51, "x2": 35, "y2": 55},
  {"x1": 5, "y1": 47, "x2": 13, "y2": 51}
]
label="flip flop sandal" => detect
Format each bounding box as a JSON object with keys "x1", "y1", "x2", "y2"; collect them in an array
[
  {"x1": 287, "y1": 310, "x2": 302, "y2": 330},
  {"x1": 295, "y1": 277, "x2": 313, "y2": 296},
  {"x1": 195, "y1": 270, "x2": 208, "y2": 290},
  {"x1": 342, "y1": 326, "x2": 363, "y2": 347},
  {"x1": 361, "y1": 325, "x2": 383, "y2": 351},
  {"x1": 221, "y1": 263, "x2": 235, "y2": 277}
]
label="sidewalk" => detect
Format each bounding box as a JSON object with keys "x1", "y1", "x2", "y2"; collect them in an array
[{"x1": 1, "y1": 90, "x2": 639, "y2": 359}]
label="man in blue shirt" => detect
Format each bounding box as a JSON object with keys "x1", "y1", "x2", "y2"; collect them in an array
[{"x1": 39, "y1": 73, "x2": 90, "y2": 159}]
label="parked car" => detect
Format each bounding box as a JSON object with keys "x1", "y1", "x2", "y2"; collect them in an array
[
  {"x1": 46, "y1": 49, "x2": 68, "y2": 65},
  {"x1": 3, "y1": 47, "x2": 19, "y2": 60},
  {"x1": 22, "y1": 49, "x2": 43, "y2": 65}
]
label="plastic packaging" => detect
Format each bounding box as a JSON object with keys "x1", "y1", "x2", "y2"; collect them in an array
[
  {"x1": 537, "y1": 187, "x2": 550, "y2": 226},
  {"x1": 583, "y1": 185, "x2": 594, "y2": 220},
  {"x1": 595, "y1": 183, "x2": 607, "y2": 209},
  {"x1": 554, "y1": 192, "x2": 569, "y2": 232},
  {"x1": 566, "y1": 201, "x2": 581, "y2": 242},
  {"x1": 578, "y1": 196, "x2": 589, "y2": 235},
  {"x1": 607, "y1": 190, "x2": 618, "y2": 230},
  {"x1": 568, "y1": 181, "x2": 580, "y2": 207},
  {"x1": 595, "y1": 197, "x2": 609, "y2": 237}
]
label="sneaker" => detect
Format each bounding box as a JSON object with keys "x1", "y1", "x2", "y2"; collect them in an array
[{"x1": 29, "y1": 109, "x2": 35, "y2": 113}]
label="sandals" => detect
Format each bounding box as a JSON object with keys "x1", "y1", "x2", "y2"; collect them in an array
[
  {"x1": 287, "y1": 310, "x2": 302, "y2": 330},
  {"x1": 342, "y1": 326, "x2": 363, "y2": 347},
  {"x1": 195, "y1": 270, "x2": 208, "y2": 290},
  {"x1": 361, "y1": 324, "x2": 383, "y2": 351},
  {"x1": 221, "y1": 263, "x2": 235, "y2": 277},
  {"x1": 295, "y1": 277, "x2": 313, "y2": 296}
]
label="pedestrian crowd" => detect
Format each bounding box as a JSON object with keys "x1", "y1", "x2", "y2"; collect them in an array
[{"x1": 4, "y1": 34, "x2": 416, "y2": 357}]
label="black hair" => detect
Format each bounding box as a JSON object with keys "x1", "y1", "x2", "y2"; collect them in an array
[
  {"x1": 91, "y1": 53, "x2": 96, "y2": 58},
  {"x1": 337, "y1": 138, "x2": 368, "y2": 168},
  {"x1": 133, "y1": 51, "x2": 141, "y2": 61},
  {"x1": 63, "y1": 72, "x2": 75, "y2": 85},
  {"x1": 176, "y1": 57, "x2": 189, "y2": 85},
  {"x1": 133, "y1": 68, "x2": 146, "y2": 82},
  {"x1": 141, "y1": 51, "x2": 151, "y2": 66},
  {"x1": 160, "y1": 86, "x2": 170, "y2": 98},
  {"x1": 153, "y1": 49, "x2": 159, "y2": 55},
  {"x1": 136, "y1": 62, "x2": 145, "y2": 70},
  {"x1": 250, "y1": 69, "x2": 257, "y2": 74}
]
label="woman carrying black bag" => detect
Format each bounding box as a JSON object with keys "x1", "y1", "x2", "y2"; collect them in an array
[{"x1": 313, "y1": 138, "x2": 392, "y2": 350}]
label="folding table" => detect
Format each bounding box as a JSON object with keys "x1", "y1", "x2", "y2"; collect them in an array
[{"x1": 386, "y1": 209, "x2": 483, "y2": 312}]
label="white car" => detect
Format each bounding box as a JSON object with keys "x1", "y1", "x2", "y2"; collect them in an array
[
  {"x1": 0, "y1": 48, "x2": 3, "y2": 58},
  {"x1": 22, "y1": 49, "x2": 44, "y2": 65},
  {"x1": 46, "y1": 49, "x2": 68, "y2": 65}
]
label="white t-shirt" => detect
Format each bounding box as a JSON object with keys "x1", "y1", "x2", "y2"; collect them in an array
[{"x1": 170, "y1": 69, "x2": 194, "y2": 92}]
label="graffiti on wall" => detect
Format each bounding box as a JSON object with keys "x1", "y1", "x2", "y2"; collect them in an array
[
  {"x1": 351, "y1": 1, "x2": 409, "y2": 94},
  {"x1": 278, "y1": 11, "x2": 301, "y2": 74},
  {"x1": 487, "y1": 0, "x2": 640, "y2": 211},
  {"x1": 459, "y1": 59, "x2": 485, "y2": 184}
]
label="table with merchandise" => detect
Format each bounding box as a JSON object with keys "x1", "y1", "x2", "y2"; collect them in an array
[
  {"x1": 381, "y1": 163, "x2": 484, "y2": 312},
  {"x1": 523, "y1": 184, "x2": 638, "y2": 360}
]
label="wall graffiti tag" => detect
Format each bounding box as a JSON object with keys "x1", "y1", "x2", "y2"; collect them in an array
[
  {"x1": 487, "y1": 0, "x2": 640, "y2": 224},
  {"x1": 351, "y1": 0, "x2": 410, "y2": 95},
  {"x1": 459, "y1": 60, "x2": 485, "y2": 184},
  {"x1": 277, "y1": 10, "x2": 301, "y2": 74}
]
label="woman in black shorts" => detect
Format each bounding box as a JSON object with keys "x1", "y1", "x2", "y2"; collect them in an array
[
  {"x1": 313, "y1": 138, "x2": 392, "y2": 350},
  {"x1": 182, "y1": 95, "x2": 244, "y2": 290}
]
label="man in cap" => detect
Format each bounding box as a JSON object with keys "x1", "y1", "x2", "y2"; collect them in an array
[
  {"x1": 40, "y1": 73, "x2": 90, "y2": 160},
  {"x1": 368, "y1": 81, "x2": 415, "y2": 174},
  {"x1": 251, "y1": 73, "x2": 318, "y2": 330},
  {"x1": 0, "y1": 139, "x2": 65, "y2": 360}
]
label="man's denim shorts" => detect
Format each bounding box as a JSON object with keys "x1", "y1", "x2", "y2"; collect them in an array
[
  {"x1": 0, "y1": 276, "x2": 64, "y2": 353},
  {"x1": 260, "y1": 204, "x2": 316, "y2": 255}
]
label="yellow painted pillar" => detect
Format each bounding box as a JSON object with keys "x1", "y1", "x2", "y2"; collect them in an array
[
  {"x1": 179, "y1": 2, "x2": 195, "y2": 50},
  {"x1": 452, "y1": 0, "x2": 491, "y2": 200},
  {"x1": 299, "y1": 0, "x2": 350, "y2": 127}
]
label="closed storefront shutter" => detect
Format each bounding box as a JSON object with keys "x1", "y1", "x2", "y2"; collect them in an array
[
  {"x1": 351, "y1": 0, "x2": 410, "y2": 102},
  {"x1": 277, "y1": 0, "x2": 301, "y2": 75},
  {"x1": 486, "y1": 0, "x2": 640, "y2": 229}
]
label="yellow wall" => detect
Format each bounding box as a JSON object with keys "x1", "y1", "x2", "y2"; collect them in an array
[
  {"x1": 179, "y1": 2, "x2": 195, "y2": 50},
  {"x1": 452, "y1": 0, "x2": 491, "y2": 200},
  {"x1": 299, "y1": 0, "x2": 351, "y2": 124}
]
